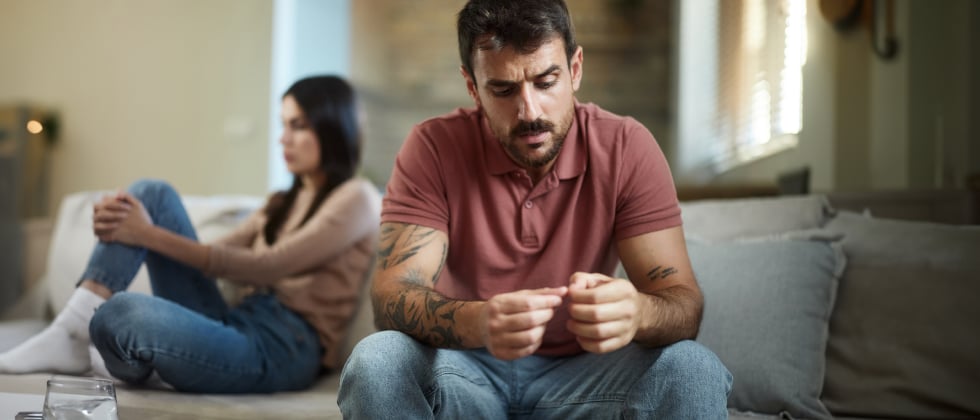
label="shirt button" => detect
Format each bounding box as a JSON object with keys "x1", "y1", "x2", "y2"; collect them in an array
[{"x1": 524, "y1": 201, "x2": 533, "y2": 209}]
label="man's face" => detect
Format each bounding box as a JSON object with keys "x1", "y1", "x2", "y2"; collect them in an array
[{"x1": 464, "y1": 36, "x2": 583, "y2": 175}]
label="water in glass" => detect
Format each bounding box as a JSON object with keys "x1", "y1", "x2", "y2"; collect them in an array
[{"x1": 43, "y1": 377, "x2": 119, "y2": 420}]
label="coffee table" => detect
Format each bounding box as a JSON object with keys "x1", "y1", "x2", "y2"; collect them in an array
[{"x1": 0, "y1": 391, "x2": 45, "y2": 418}]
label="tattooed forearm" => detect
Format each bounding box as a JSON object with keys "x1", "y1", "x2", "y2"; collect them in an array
[
  {"x1": 373, "y1": 223, "x2": 466, "y2": 348},
  {"x1": 376, "y1": 224, "x2": 438, "y2": 270},
  {"x1": 646, "y1": 265, "x2": 678, "y2": 282},
  {"x1": 375, "y1": 281, "x2": 470, "y2": 348}
]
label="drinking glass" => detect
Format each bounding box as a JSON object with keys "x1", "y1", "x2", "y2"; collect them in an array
[{"x1": 42, "y1": 377, "x2": 119, "y2": 420}]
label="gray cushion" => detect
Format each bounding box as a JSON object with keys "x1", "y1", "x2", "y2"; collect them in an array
[
  {"x1": 680, "y1": 195, "x2": 834, "y2": 241},
  {"x1": 821, "y1": 212, "x2": 980, "y2": 418},
  {"x1": 691, "y1": 237, "x2": 844, "y2": 420}
]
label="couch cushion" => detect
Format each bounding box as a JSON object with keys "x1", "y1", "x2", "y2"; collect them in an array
[
  {"x1": 680, "y1": 195, "x2": 834, "y2": 241},
  {"x1": 821, "y1": 211, "x2": 980, "y2": 418},
  {"x1": 691, "y1": 236, "x2": 844, "y2": 420},
  {"x1": 45, "y1": 191, "x2": 262, "y2": 313}
]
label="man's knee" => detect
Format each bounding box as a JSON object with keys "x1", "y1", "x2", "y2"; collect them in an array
[
  {"x1": 651, "y1": 340, "x2": 732, "y2": 394},
  {"x1": 342, "y1": 331, "x2": 427, "y2": 379}
]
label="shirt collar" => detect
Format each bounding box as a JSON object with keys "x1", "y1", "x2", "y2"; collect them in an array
[{"x1": 482, "y1": 103, "x2": 586, "y2": 180}]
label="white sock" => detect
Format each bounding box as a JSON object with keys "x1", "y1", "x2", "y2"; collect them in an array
[
  {"x1": 0, "y1": 288, "x2": 105, "y2": 374},
  {"x1": 88, "y1": 345, "x2": 115, "y2": 380}
]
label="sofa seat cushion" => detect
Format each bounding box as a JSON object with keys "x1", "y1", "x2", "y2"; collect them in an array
[
  {"x1": 691, "y1": 236, "x2": 845, "y2": 420},
  {"x1": 0, "y1": 319, "x2": 46, "y2": 353},
  {"x1": 821, "y1": 212, "x2": 980, "y2": 419}
]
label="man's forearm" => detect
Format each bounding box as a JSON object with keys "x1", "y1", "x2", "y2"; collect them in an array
[
  {"x1": 633, "y1": 285, "x2": 703, "y2": 348},
  {"x1": 373, "y1": 281, "x2": 484, "y2": 349}
]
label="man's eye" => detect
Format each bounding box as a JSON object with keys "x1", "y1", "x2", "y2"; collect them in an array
[
  {"x1": 492, "y1": 87, "x2": 514, "y2": 97},
  {"x1": 536, "y1": 81, "x2": 557, "y2": 90}
]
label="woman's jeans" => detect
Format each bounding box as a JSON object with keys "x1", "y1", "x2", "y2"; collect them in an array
[
  {"x1": 84, "y1": 179, "x2": 322, "y2": 393},
  {"x1": 339, "y1": 331, "x2": 733, "y2": 419}
]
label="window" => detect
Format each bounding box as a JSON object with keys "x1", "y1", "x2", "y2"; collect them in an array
[{"x1": 676, "y1": 0, "x2": 807, "y2": 178}]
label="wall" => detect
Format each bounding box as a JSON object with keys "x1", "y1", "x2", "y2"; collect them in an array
[
  {"x1": 268, "y1": 0, "x2": 350, "y2": 191},
  {"x1": 973, "y1": 1, "x2": 980, "y2": 180},
  {"x1": 906, "y1": 0, "x2": 974, "y2": 189},
  {"x1": 0, "y1": 0, "x2": 273, "y2": 216},
  {"x1": 713, "y1": 0, "x2": 978, "y2": 193}
]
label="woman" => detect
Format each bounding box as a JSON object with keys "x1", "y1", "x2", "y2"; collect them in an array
[{"x1": 0, "y1": 76, "x2": 381, "y2": 393}]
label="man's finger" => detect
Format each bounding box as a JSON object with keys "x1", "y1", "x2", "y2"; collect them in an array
[
  {"x1": 568, "y1": 279, "x2": 633, "y2": 304},
  {"x1": 492, "y1": 287, "x2": 566, "y2": 311},
  {"x1": 488, "y1": 308, "x2": 555, "y2": 333}
]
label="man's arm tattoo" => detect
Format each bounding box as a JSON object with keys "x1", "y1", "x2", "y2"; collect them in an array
[
  {"x1": 646, "y1": 265, "x2": 678, "y2": 283},
  {"x1": 377, "y1": 280, "x2": 469, "y2": 348},
  {"x1": 374, "y1": 224, "x2": 464, "y2": 347},
  {"x1": 376, "y1": 224, "x2": 437, "y2": 270},
  {"x1": 431, "y1": 242, "x2": 447, "y2": 285}
]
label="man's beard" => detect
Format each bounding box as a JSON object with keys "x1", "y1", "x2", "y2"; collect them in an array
[{"x1": 502, "y1": 118, "x2": 568, "y2": 169}]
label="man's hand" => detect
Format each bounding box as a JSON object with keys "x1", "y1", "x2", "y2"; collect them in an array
[
  {"x1": 566, "y1": 272, "x2": 641, "y2": 354},
  {"x1": 92, "y1": 192, "x2": 153, "y2": 246},
  {"x1": 480, "y1": 287, "x2": 567, "y2": 360}
]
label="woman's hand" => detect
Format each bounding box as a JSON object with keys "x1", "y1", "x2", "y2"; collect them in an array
[{"x1": 92, "y1": 191, "x2": 153, "y2": 246}]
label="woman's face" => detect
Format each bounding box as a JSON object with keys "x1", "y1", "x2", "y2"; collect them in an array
[{"x1": 279, "y1": 95, "x2": 322, "y2": 177}]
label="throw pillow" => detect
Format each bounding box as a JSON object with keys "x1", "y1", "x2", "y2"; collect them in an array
[
  {"x1": 821, "y1": 211, "x2": 980, "y2": 418},
  {"x1": 691, "y1": 237, "x2": 844, "y2": 420}
]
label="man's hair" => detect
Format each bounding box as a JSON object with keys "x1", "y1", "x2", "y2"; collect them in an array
[{"x1": 457, "y1": 0, "x2": 577, "y2": 80}]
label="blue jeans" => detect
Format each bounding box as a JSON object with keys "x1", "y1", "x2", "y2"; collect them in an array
[
  {"x1": 339, "y1": 331, "x2": 732, "y2": 419},
  {"x1": 85, "y1": 179, "x2": 322, "y2": 393}
]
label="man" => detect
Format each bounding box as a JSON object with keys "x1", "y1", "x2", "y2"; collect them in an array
[{"x1": 338, "y1": 0, "x2": 732, "y2": 418}]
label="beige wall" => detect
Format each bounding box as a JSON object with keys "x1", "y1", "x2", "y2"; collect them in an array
[
  {"x1": 714, "y1": 0, "x2": 978, "y2": 193},
  {"x1": 0, "y1": 0, "x2": 273, "y2": 216}
]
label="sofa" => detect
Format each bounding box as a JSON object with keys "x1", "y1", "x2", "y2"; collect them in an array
[{"x1": 1, "y1": 190, "x2": 978, "y2": 419}]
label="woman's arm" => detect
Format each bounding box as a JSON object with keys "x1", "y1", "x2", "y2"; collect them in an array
[
  {"x1": 93, "y1": 192, "x2": 212, "y2": 271},
  {"x1": 205, "y1": 180, "x2": 381, "y2": 284}
]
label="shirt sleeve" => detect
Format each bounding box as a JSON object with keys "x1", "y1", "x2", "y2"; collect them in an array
[
  {"x1": 614, "y1": 119, "x2": 683, "y2": 240},
  {"x1": 205, "y1": 179, "x2": 382, "y2": 285},
  {"x1": 381, "y1": 123, "x2": 450, "y2": 233},
  {"x1": 209, "y1": 208, "x2": 263, "y2": 248}
]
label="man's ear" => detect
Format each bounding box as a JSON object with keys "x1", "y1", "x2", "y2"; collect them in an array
[
  {"x1": 570, "y1": 46, "x2": 584, "y2": 92},
  {"x1": 461, "y1": 66, "x2": 481, "y2": 107}
]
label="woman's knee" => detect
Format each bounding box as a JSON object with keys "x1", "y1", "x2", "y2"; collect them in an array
[
  {"x1": 89, "y1": 292, "x2": 155, "y2": 342},
  {"x1": 127, "y1": 178, "x2": 178, "y2": 202}
]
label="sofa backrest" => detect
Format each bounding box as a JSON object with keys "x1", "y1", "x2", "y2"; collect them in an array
[{"x1": 680, "y1": 194, "x2": 834, "y2": 241}]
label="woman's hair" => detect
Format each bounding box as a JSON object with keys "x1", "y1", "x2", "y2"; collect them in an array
[
  {"x1": 457, "y1": 0, "x2": 577, "y2": 81},
  {"x1": 263, "y1": 75, "x2": 361, "y2": 245}
]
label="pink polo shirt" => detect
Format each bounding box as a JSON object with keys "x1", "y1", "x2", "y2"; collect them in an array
[{"x1": 382, "y1": 102, "x2": 682, "y2": 356}]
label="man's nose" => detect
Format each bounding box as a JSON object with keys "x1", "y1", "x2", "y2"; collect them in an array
[{"x1": 517, "y1": 86, "x2": 542, "y2": 122}]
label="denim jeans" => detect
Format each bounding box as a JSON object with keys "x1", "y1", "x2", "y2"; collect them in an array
[
  {"x1": 339, "y1": 330, "x2": 732, "y2": 419},
  {"x1": 85, "y1": 179, "x2": 322, "y2": 393}
]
